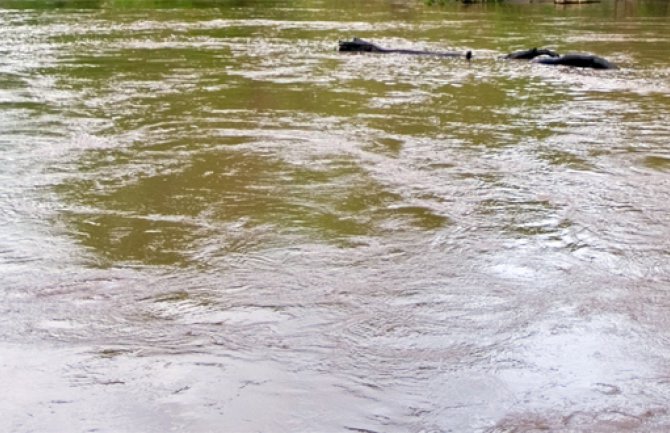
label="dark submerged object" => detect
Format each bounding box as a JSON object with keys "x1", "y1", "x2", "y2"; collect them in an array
[
  {"x1": 505, "y1": 47, "x2": 560, "y2": 60},
  {"x1": 534, "y1": 54, "x2": 618, "y2": 70},
  {"x1": 339, "y1": 38, "x2": 386, "y2": 53},
  {"x1": 339, "y1": 37, "x2": 472, "y2": 60}
]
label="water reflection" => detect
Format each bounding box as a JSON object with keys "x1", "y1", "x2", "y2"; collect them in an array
[{"x1": 1, "y1": 0, "x2": 670, "y2": 432}]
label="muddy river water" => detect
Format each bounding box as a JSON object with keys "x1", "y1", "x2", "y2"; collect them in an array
[{"x1": 1, "y1": 0, "x2": 669, "y2": 431}]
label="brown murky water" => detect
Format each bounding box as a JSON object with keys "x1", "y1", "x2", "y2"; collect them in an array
[{"x1": 1, "y1": 0, "x2": 669, "y2": 431}]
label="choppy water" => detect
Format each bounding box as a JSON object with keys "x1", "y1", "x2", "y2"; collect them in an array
[{"x1": 1, "y1": 0, "x2": 670, "y2": 431}]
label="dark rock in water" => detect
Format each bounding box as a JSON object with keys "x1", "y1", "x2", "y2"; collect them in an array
[
  {"x1": 505, "y1": 47, "x2": 560, "y2": 60},
  {"x1": 338, "y1": 38, "x2": 470, "y2": 59},
  {"x1": 534, "y1": 54, "x2": 618, "y2": 70}
]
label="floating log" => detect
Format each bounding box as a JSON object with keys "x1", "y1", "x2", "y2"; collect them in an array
[
  {"x1": 339, "y1": 38, "x2": 471, "y2": 60},
  {"x1": 555, "y1": 0, "x2": 601, "y2": 4}
]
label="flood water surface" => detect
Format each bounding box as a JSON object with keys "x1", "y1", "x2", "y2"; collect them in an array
[{"x1": 1, "y1": 0, "x2": 670, "y2": 432}]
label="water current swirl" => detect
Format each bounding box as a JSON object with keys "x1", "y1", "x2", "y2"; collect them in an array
[{"x1": 1, "y1": 1, "x2": 669, "y2": 432}]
